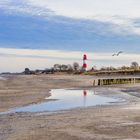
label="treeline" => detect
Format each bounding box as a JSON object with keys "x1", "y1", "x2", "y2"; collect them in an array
[
  {"x1": 91, "y1": 62, "x2": 140, "y2": 72},
  {"x1": 24, "y1": 62, "x2": 83, "y2": 75},
  {"x1": 23, "y1": 61, "x2": 140, "y2": 75},
  {"x1": 87, "y1": 62, "x2": 140, "y2": 76}
]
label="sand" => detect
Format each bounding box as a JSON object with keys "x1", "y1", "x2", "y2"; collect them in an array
[{"x1": 0, "y1": 74, "x2": 140, "y2": 140}]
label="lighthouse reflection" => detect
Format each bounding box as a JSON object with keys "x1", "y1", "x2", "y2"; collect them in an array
[
  {"x1": 83, "y1": 90, "x2": 87, "y2": 107},
  {"x1": 83, "y1": 90, "x2": 95, "y2": 107}
]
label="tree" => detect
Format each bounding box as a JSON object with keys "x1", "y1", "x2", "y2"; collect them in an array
[
  {"x1": 100, "y1": 67, "x2": 106, "y2": 71},
  {"x1": 131, "y1": 62, "x2": 139, "y2": 70},
  {"x1": 109, "y1": 66, "x2": 116, "y2": 71},
  {"x1": 67, "y1": 64, "x2": 73, "y2": 72},
  {"x1": 54, "y1": 64, "x2": 61, "y2": 71},
  {"x1": 121, "y1": 66, "x2": 130, "y2": 70},
  {"x1": 61, "y1": 65, "x2": 68, "y2": 71},
  {"x1": 24, "y1": 68, "x2": 30, "y2": 75},
  {"x1": 73, "y1": 62, "x2": 80, "y2": 71}
]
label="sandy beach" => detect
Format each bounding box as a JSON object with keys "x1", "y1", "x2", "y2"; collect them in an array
[{"x1": 0, "y1": 75, "x2": 140, "y2": 140}]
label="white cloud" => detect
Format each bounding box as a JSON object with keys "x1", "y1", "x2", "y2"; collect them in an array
[
  {"x1": 25, "y1": 0, "x2": 140, "y2": 35},
  {"x1": 1, "y1": 0, "x2": 140, "y2": 20},
  {"x1": 0, "y1": 0, "x2": 53, "y2": 17},
  {"x1": 25, "y1": 0, "x2": 140, "y2": 19},
  {"x1": 0, "y1": 47, "x2": 137, "y2": 61},
  {"x1": 1, "y1": 0, "x2": 140, "y2": 35},
  {"x1": 0, "y1": 48, "x2": 139, "y2": 72}
]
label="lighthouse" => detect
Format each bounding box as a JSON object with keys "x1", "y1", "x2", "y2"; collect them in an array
[{"x1": 83, "y1": 54, "x2": 87, "y2": 71}]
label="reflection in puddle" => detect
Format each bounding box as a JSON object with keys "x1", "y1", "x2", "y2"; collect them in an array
[
  {"x1": 83, "y1": 90, "x2": 87, "y2": 106},
  {"x1": 6, "y1": 89, "x2": 123, "y2": 113}
]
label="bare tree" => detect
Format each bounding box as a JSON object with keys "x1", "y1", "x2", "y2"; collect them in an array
[
  {"x1": 109, "y1": 66, "x2": 116, "y2": 71},
  {"x1": 54, "y1": 64, "x2": 61, "y2": 71},
  {"x1": 24, "y1": 68, "x2": 30, "y2": 75},
  {"x1": 67, "y1": 64, "x2": 73, "y2": 72},
  {"x1": 73, "y1": 62, "x2": 80, "y2": 71},
  {"x1": 61, "y1": 65, "x2": 68, "y2": 71},
  {"x1": 131, "y1": 62, "x2": 139, "y2": 70},
  {"x1": 121, "y1": 66, "x2": 130, "y2": 70},
  {"x1": 100, "y1": 67, "x2": 106, "y2": 71}
]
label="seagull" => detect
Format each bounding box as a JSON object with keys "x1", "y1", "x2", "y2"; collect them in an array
[{"x1": 112, "y1": 51, "x2": 123, "y2": 56}]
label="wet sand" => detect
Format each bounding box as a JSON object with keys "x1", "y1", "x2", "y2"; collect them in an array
[{"x1": 0, "y1": 75, "x2": 140, "y2": 140}]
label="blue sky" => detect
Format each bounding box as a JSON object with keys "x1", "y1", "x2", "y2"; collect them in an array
[{"x1": 0, "y1": 0, "x2": 140, "y2": 72}]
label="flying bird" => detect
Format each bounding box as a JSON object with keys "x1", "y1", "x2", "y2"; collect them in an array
[{"x1": 112, "y1": 51, "x2": 123, "y2": 56}]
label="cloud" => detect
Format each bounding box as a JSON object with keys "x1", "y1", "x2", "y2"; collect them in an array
[
  {"x1": 0, "y1": 47, "x2": 139, "y2": 63},
  {"x1": 24, "y1": 0, "x2": 140, "y2": 35},
  {"x1": 26, "y1": 0, "x2": 140, "y2": 18},
  {"x1": 1, "y1": 47, "x2": 140, "y2": 72},
  {"x1": 2, "y1": 11, "x2": 140, "y2": 53},
  {"x1": 1, "y1": 0, "x2": 140, "y2": 53},
  {"x1": 1, "y1": 0, "x2": 140, "y2": 36},
  {"x1": 0, "y1": 0, "x2": 53, "y2": 17},
  {"x1": 3, "y1": 0, "x2": 140, "y2": 19}
]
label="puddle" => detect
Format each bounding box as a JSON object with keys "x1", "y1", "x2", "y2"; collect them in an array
[{"x1": 1, "y1": 89, "x2": 124, "y2": 114}]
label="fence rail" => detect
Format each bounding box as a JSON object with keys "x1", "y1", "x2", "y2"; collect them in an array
[{"x1": 93, "y1": 77, "x2": 140, "y2": 86}]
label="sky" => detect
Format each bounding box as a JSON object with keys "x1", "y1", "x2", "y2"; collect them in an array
[{"x1": 0, "y1": 0, "x2": 140, "y2": 72}]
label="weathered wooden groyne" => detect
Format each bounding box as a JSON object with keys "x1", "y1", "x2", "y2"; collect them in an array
[{"x1": 93, "y1": 77, "x2": 140, "y2": 86}]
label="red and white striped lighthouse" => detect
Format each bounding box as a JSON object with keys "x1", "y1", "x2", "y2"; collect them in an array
[{"x1": 83, "y1": 54, "x2": 87, "y2": 71}]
